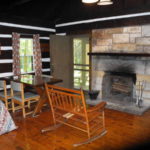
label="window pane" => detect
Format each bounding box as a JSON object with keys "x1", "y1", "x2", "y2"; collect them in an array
[
  {"x1": 74, "y1": 70, "x2": 89, "y2": 90},
  {"x1": 73, "y1": 38, "x2": 89, "y2": 65},
  {"x1": 24, "y1": 56, "x2": 33, "y2": 72},
  {"x1": 73, "y1": 39, "x2": 82, "y2": 64},
  {"x1": 73, "y1": 37, "x2": 90, "y2": 90},
  {"x1": 20, "y1": 38, "x2": 33, "y2": 73},
  {"x1": 20, "y1": 39, "x2": 33, "y2": 56}
]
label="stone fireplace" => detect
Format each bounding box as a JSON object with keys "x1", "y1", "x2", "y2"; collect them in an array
[{"x1": 87, "y1": 25, "x2": 150, "y2": 115}]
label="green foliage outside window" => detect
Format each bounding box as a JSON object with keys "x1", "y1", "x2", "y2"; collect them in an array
[
  {"x1": 73, "y1": 38, "x2": 90, "y2": 90},
  {"x1": 20, "y1": 39, "x2": 33, "y2": 73}
]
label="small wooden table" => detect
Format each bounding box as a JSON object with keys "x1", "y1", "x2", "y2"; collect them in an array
[{"x1": 4, "y1": 74, "x2": 62, "y2": 116}]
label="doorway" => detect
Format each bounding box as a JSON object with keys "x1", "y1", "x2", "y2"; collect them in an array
[{"x1": 73, "y1": 35, "x2": 90, "y2": 90}]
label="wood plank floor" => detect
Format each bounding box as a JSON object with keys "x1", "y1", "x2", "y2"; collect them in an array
[{"x1": 0, "y1": 108, "x2": 150, "y2": 150}]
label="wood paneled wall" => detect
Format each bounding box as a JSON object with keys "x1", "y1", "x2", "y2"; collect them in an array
[{"x1": 0, "y1": 25, "x2": 54, "y2": 78}]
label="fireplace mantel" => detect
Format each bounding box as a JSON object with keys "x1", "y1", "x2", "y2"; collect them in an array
[{"x1": 88, "y1": 52, "x2": 150, "y2": 57}]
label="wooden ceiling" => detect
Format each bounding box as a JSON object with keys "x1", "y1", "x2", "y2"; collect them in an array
[{"x1": 0, "y1": 0, "x2": 150, "y2": 27}]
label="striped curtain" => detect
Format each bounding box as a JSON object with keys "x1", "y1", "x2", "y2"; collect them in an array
[
  {"x1": 33, "y1": 34, "x2": 42, "y2": 76},
  {"x1": 12, "y1": 32, "x2": 21, "y2": 76}
]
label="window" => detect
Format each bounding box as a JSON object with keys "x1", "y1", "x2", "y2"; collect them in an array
[
  {"x1": 20, "y1": 38, "x2": 34, "y2": 73},
  {"x1": 73, "y1": 36, "x2": 90, "y2": 90}
]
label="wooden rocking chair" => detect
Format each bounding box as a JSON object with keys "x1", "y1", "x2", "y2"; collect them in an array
[{"x1": 43, "y1": 84, "x2": 107, "y2": 147}]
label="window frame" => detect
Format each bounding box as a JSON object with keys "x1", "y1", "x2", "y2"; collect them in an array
[
  {"x1": 19, "y1": 38, "x2": 34, "y2": 74},
  {"x1": 72, "y1": 35, "x2": 91, "y2": 91}
]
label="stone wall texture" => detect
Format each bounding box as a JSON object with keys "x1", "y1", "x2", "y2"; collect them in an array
[
  {"x1": 92, "y1": 25, "x2": 150, "y2": 53},
  {"x1": 92, "y1": 25, "x2": 150, "y2": 101}
]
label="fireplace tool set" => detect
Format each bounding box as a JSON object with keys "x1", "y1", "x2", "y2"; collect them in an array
[{"x1": 136, "y1": 80, "x2": 146, "y2": 108}]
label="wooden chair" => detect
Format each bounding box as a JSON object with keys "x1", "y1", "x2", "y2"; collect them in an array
[
  {"x1": 43, "y1": 84, "x2": 107, "y2": 146},
  {"x1": 11, "y1": 81, "x2": 40, "y2": 118},
  {"x1": 0, "y1": 80, "x2": 12, "y2": 109}
]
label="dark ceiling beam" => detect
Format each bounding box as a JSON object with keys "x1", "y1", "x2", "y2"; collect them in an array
[
  {"x1": 0, "y1": 13, "x2": 55, "y2": 28},
  {"x1": 12, "y1": 0, "x2": 32, "y2": 6},
  {"x1": 7, "y1": 0, "x2": 33, "y2": 9},
  {"x1": 0, "y1": 0, "x2": 33, "y2": 13},
  {"x1": 0, "y1": 0, "x2": 34, "y2": 18},
  {"x1": 45, "y1": 1, "x2": 69, "y2": 24}
]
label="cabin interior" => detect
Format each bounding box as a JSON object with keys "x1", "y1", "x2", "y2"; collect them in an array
[{"x1": 0, "y1": 0, "x2": 150, "y2": 150}]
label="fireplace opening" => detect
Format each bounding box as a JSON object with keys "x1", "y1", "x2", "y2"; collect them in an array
[
  {"x1": 102, "y1": 71, "x2": 136, "y2": 103},
  {"x1": 109, "y1": 72, "x2": 136, "y2": 84}
]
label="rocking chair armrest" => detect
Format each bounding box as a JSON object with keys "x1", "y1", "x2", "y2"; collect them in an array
[{"x1": 87, "y1": 102, "x2": 106, "y2": 113}]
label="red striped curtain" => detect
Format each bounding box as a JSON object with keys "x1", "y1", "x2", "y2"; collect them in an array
[
  {"x1": 12, "y1": 32, "x2": 21, "y2": 76},
  {"x1": 33, "y1": 34, "x2": 42, "y2": 76}
]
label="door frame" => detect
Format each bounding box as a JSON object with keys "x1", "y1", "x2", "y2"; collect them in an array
[{"x1": 71, "y1": 34, "x2": 92, "y2": 91}]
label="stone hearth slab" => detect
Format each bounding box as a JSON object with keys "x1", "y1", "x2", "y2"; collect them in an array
[{"x1": 86, "y1": 98, "x2": 150, "y2": 115}]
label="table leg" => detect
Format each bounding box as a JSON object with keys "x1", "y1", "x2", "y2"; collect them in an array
[{"x1": 32, "y1": 86, "x2": 48, "y2": 117}]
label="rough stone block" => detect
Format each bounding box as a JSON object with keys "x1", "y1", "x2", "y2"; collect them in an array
[
  {"x1": 112, "y1": 44, "x2": 136, "y2": 51},
  {"x1": 92, "y1": 38, "x2": 97, "y2": 46},
  {"x1": 143, "y1": 46, "x2": 150, "y2": 53},
  {"x1": 100, "y1": 33, "x2": 112, "y2": 39},
  {"x1": 91, "y1": 70, "x2": 104, "y2": 90},
  {"x1": 136, "y1": 46, "x2": 143, "y2": 52},
  {"x1": 92, "y1": 70, "x2": 105, "y2": 77},
  {"x1": 97, "y1": 39, "x2": 112, "y2": 46},
  {"x1": 104, "y1": 27, "x2": 123, "y2": 34},
  {"x1": 92, "y1": 45, "x2": 112, "y2": 52},
  {"x1": 92, "y1": 29, "x2": 112, "y2": 39},
  {"x1": 145, "y1": 62, "x2": 150, "y2": 75},
  {"x1": 130, "y1": 33, "x2": 141, "y2": 43},
  {"x1": 144, "y1": 81, "x2": 150, "y2": 89},
  {"x1": 92, "y1": 46, "x2": 99, "y2": 52},
  {"x1": 136, "y1": 75, "x2": 150, "y2": 81},
  {"x1": 93, "y1": 78, "x2": 103, "y2": 89},
  {"x1": 92, "y1": 30, "x2": 104, "y2": 38},
  {"x1": 142, "y1": 25, "x2": 150, "y2": 36},
  {"x1": 142, "y1": 91, "x2": 150, "y2": 99},
  {"x1": 113, "y1": 34, "x2": 129, "y2": 43},
  {"x1": 123, "y1": 26, "x2": 141, "y2": 33},
  {"x1": 136, "y1": 37, "x2": 150, "y2": 45}
]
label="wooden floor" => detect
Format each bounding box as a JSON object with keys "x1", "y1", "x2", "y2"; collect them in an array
[{"x1": 0, "y1": 107, "x2": 150, "y2": 150}]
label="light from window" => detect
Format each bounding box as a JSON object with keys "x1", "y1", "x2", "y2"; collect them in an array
[
  {"x1": 20, "y1": 38, "x2": 34, "y2": 73},
  {"x1": 73, "y1": 37, "x2": 90, "y2": 90}
]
